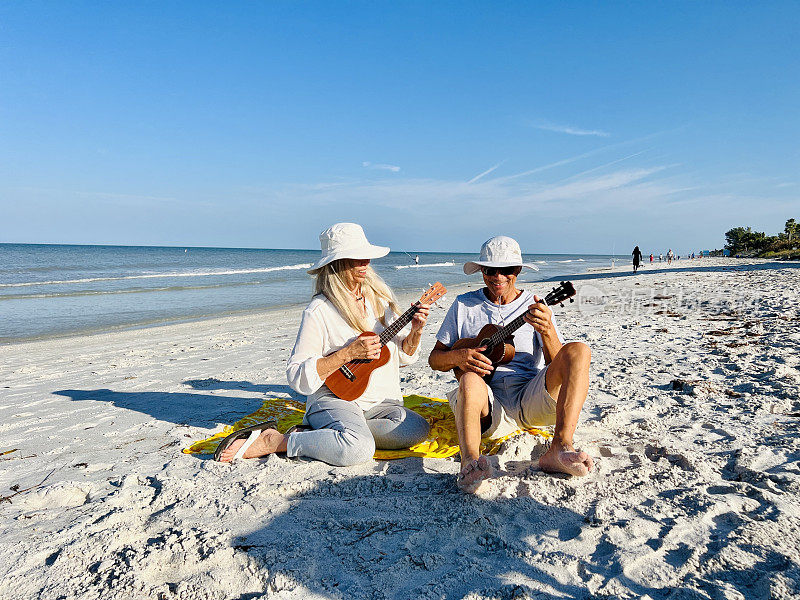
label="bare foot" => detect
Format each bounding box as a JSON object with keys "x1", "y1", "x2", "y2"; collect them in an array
[
  {"x1": 218, "y1": 429, "x2": 288, "y2": 463},
  {"x1": 539, "y1": 444, "x2": 593, "y2": 476},
  {"x1": 457, "y1": 455, "x2": 494, "y2": 494}
]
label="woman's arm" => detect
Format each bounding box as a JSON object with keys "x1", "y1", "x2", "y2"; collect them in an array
[
  {"x1": 400, "y1": 303, "x2": 429, "y2": 357},
  {"x1": 287, "y1": 310, "x2": 381, "y2": 395}
]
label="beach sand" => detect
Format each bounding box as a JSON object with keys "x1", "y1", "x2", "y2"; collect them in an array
[{"x1": 2, "y1": 258, "x2": 799, "y2": 599}]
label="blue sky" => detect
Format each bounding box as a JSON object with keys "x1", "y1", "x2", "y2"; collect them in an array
[{"x1": 1, "y1": 2, "x2": 798, "y2": 254}]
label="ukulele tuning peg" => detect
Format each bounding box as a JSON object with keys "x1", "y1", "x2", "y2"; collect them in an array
[
  {"x1": 560, "y1": 302, "x2": 564, "y2": 307},
  {"x1": 569, "y1": 298, "x2": 574, "y2": 303}
]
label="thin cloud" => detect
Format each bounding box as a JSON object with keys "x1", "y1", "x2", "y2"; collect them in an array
[
  {"x1": 498, "y1": 130, "x2": 676, "y2": 183},
  {"x1": 362, "y1": 161, "x2": 401, "y2": 173},
  {"x1": 557, "y1": 150, "x2": 651, "y2": 182},
  {"x1": 496, "y1": 147, "x2": 613, "y2": 183},
  {"x1": 275, "y1": 165, "x2": 673, "y2": 217},
  {"x1": 467, "y1": 161, "x2": 505, "y2": 184},
  {"x1": 530, "y1": 121, "x2": 610, "y2": 137}
]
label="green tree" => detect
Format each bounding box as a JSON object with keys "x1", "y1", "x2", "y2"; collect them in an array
[
  {"x1": 725, "y1": 227, "x2": 754, "y2": 253},
  {"x1": 786, "y1": 218, "x2": 797, "y2": 242},
  {"x1": 726, "y1": 219, "x2": 798, "y2": 257}
]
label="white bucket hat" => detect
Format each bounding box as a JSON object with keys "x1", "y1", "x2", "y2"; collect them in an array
[
  {"x1": 463, "y1": 235, "x2": 539, "y2": 275},
  {"x1": 307, "y1": 223, "x2": 390, "y2": 274}
]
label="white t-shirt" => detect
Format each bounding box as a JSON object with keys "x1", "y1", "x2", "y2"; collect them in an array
[
  {"x1": 286, "y1": 294, "x2": 419, "y2": 411},
  {"x1": 435, "y1": 288, "x2": 564, "y2": 385}
]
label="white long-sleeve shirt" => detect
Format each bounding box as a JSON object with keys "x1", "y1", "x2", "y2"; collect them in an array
[{"x1": 286, "y1": 294, "x2": 419, "y2": 411}]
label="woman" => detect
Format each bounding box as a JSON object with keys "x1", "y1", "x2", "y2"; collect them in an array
[{"x1": 217, "y1": 223, "x2": 430, "y2": 465}]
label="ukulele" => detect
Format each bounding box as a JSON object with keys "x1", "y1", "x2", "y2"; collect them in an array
[
  {"x1": 451, "y1": 281, "x2": 576, "y2": 381},
  {"x1": 326, "y1": 282, "x2": 447, "y2": 401}
]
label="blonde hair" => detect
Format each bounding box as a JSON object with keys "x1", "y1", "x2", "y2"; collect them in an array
[{"x1": 314, "y1": 260, "x2": 400, "y2": 333}]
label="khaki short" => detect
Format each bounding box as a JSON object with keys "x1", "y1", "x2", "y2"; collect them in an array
[{"x1": 447, "y1": 368, "x2": 557, "y2": 439}]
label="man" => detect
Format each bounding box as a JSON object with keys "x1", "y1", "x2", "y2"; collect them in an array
[{"x1": 428, "y1": 236, "x2": 593, "y2": 493}]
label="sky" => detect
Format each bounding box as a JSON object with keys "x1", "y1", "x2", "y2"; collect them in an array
[{"x1": 1, "y1": 2, "x2": 798, "y2": 254}]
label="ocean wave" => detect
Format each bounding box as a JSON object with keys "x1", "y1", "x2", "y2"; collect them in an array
[
  {"x1": 0, "y1": 281, "x2": 280, "y2": 301},
  {"x1": 0, "y1": 263, "x2": 313, "y2": 288},
  {"x1": 394, "y1": 262, "x2": 455, "y2": 270}
]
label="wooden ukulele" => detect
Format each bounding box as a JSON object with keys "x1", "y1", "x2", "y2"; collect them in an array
[
  {"x1": 326, "y1": 282, "x2": 447, "y2": 401},
  {"x1": 451, "y1": 281, "x2": 576, "y2": 381}
]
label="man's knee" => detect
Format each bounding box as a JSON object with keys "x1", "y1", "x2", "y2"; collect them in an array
[
  {"x1": 458, "y1": 373, "x2": 489, "y2": 410},
  {"x1": 459, "y1": 371, "x2": 488, "y2": 394},
  {"x1": 558, "y1": 341, "x2": 591, "y2": 366}
]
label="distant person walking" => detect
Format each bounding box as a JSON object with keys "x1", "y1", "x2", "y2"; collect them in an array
[
  {"x1": 414, "y1": 254, "x2": 420, "y2": 265},
  {"x1": 632, "y1": 246, "x2": 643, "y2": 273},
  {"x1": 649, "y1": 253, "x2": 654, "y2": 263},
  {"x1": 667, "y1": 249, "x2": 674, "y2": 265},
  {"x1": 659, "y1": 253, "x2": 663, "y2": 262}
]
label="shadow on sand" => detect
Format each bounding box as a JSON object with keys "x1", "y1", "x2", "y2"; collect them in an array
[
  {"x1": 539, "y1": 259, "x2": 800, "y2": 283},
  {"x1": 52, "y1": 380, "x2": 302, "y2": 428},
  {"x1": 227, "y1": 468, "x2": 791, "y2": 599}
]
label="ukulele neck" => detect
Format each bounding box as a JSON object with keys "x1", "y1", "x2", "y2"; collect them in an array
[
  {"x1": 486, "y1": 310, "x2": 530, "y2": 348},
  {"x1": 378, "y1": 303, "x2": 419, "y2": 345},
  {"x1": 485, "y1": 289, "x2": 563, "y2": 348}
]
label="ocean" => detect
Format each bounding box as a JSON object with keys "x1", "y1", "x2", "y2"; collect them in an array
[{"x1": 0, "y1": 244, "x2": 620, "y2": 343}]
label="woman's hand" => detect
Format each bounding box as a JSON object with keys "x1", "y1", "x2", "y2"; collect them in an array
[
  {"x1": 410, "y1": 303, "x2": 430, "y2": 332},
  {"x1": 346, "y1": 333, "x2": 382, "y2": 361}
]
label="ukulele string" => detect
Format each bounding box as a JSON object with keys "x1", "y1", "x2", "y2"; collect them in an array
[
  {"x1": 337, "y1": 284, "x2": 442, "y2": 382},
  {"x1": 342, "y1": 304, "x2": 411, "y2": 378},
  {"x1": 341, "y1": 298, "x2": 429, "y2": 379}
]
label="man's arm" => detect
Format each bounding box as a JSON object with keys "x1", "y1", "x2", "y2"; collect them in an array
[
  {"x1": 539, "y1": 328, "x2": 563, "y2": 365},
  {"x1": 428, "y1": 340, "x2": 494, "y2": 377},
  {"x1": 524, "y1": 296, "x2": 563, "y2": 365}
]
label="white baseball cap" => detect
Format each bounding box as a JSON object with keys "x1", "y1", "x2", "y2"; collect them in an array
[
  {"x1": 307, "y1": 223, "x2": 390, "y2": 274},
  {"x1": 463, "y1": 235, "x2": 539, "y2": 275}
]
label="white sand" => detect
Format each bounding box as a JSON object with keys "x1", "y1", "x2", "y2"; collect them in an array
[{"x1": 2, "y1": 258, "x2": 799, "y2": 599}]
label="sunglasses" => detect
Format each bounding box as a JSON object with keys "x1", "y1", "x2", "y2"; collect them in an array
[{"x1": 481, "y1": 266, "x2": 520, "y2": 277}]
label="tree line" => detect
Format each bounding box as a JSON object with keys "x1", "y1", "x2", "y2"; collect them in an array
[{"x1": 725, "y1": 219, "x2": 798, "y2": 258}]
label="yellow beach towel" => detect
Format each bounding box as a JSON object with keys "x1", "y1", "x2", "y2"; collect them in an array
[{"x1": 183, "y1": 394, "x2": 551, "y2": 460}]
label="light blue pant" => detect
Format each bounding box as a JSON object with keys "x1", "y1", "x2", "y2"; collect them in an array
[{"x1": 285, "y1": 395, "x2": 430, "y2": 467}]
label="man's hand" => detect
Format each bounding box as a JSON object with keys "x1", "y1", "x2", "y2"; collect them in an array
[
  {"x1": 345, "y1": 334, "x2": 381, "y2": 361},
  {"x1": 524, "y1": 295, "x2": 555, "y2": 336},
  {"x1": 456, "y1": 346, "x2": 494, "y2": 377}
]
